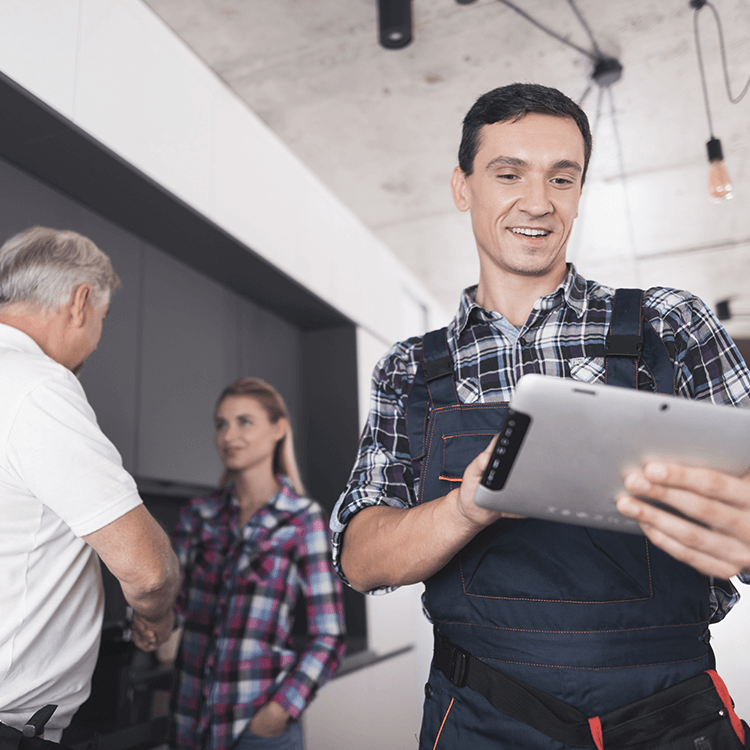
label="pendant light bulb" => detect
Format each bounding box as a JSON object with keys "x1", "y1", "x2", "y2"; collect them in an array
[{"x1": 706, "y1": 137, "x2": 733, "y2": 202}]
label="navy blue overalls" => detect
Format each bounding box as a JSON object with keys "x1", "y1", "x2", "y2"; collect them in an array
[{"x1": 409, "y1": 290, "x2": 714, "y2": 750}]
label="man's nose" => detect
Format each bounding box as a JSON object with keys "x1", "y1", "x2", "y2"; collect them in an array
[{"x1": 517, "y1": 179, "x2": 553, "y2": 216}]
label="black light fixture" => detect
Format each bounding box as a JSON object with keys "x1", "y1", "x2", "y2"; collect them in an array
[
  {"x1": 378, "y1": 0, "x2": 413, "y2": 49},
  {"x1": 690, "y1": 0, "x2": 749, "y2": 202},
  {"x1": 592, "y1": 57, "x2": 623, "y2": 88},
  {"x1": 715, "y1": 299, "x2": 750, "y2": 322},
  {"x1": 716, "y1": 299, "x2": 732, "y2": 321}
]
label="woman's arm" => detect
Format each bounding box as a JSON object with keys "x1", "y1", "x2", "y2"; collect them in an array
[{"x1": 267, "y1": 503, "x2": 347, "y2": 721}]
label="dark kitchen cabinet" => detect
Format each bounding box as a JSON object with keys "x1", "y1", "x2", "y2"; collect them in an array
[{"x1": 136, "y1": 246, "x2": 239, "y2": 485}]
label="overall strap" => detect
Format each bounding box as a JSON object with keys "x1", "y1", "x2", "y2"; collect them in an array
[
  {"x1": 606, "y1": 288, "x2": 674, "y2": 394},
  {"x1": 406, "y1": 328, "x2": 456, "y2": 461}
]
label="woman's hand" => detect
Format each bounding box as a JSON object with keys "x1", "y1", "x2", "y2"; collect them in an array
[
  {"x1": 248, "y1": 701, "x2": 291, "y2": 738},
  {"x1": 617, "y1": 461, "x2": 750, "y2": 579}
]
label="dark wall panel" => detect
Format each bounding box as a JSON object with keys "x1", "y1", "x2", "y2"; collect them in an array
[
  {"x1": 300, "y1": 325, "x2": 367, "y2": 651},
  {"x1": 0, "y1": 158, "x2": 142, "y2": 471},
  {"x1": 238, "y1": 297, "x2": 303, "y2": 466},
  {"x1": 137, "y1": 246, "x2": 241, "y2": 486}
]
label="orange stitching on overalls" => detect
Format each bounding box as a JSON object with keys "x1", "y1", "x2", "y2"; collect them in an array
[
  {"x1": 421, "y1": 405, "x2": 508, "y2": 497},
  {"x1": 420, "y1": 406, "x2": 491, "y2": 501},
  {"x1": 605, "y1": 291, "x2": 616, "y2": 386},
  {"x1": 441, "y1": 432, "x2": 497, "y2": 440},
  {"x1": 455, "y1": 653, "x2": 708, "y2": 671},
  {"x1": 440, "y1": 432, "x2": 496, "y2": 480},
  {"x1": 420, "y1": 412, "x2": 439, "y2": 504},
  {"x1": 431, "y1": 618, "x2": 710, "y2": 635},
  {"x1": 432, "y1": 697, "x2": 455, "y2": 750},
  {"x1": 432, "y1": 403, "x2": 508, "y2": 413},
  {"x1": 458, "y1": 550, "x2": 655, "y2": 603},
  {"x1": 644, "y1": 540, "x2": 653, "y2": 595},
  {"x1": 644, "y1": 317, "x2": 677, "y2": 394}
]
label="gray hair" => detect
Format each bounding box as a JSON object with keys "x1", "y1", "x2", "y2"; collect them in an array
[{"x1": 0, "y1": 226, "x2": 121, "y2": 310}]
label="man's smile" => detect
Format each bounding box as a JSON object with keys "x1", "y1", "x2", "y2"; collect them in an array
[{"x1": 509, "y1": 227, "x2": 551, "y2": 237}]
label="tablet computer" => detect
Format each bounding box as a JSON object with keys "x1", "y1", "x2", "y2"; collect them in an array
[{"x1": 473, "y1": 374, "x2": 750, "y2": 534}]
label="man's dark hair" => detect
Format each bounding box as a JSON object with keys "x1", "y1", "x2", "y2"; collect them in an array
[{"x1": 458, "y1": 83, "x2": 593, "y2": 183}]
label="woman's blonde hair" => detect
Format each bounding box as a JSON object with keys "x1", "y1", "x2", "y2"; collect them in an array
[{"x1": 216, "y1": 377, "x2": 305, "y2": 496}]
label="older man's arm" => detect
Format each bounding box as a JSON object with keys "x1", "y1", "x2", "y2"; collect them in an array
[
  {"x1": 84, "y1": 504, "x2": 181, "y2": 651},
  {"x1": 617, "y1": 461, "x2": 750, "y2": 580}
]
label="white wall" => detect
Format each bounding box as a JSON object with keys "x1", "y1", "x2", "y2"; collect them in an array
[
  {"x1": 0, "y1": 0, "x2": 449, "y2": 347},
  {"x1": 710, "y1": 583, "x2": 750, "y2": 718}
]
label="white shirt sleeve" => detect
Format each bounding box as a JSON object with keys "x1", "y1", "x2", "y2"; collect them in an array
[{"x1": 6, "y1": 371, "x2": 142, "y2": 537}]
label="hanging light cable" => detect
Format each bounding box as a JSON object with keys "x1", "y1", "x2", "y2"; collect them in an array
[
  {"x1": 689, "y1": 0, "x2": 749, "y2": 201},
  {"x1": 496, "y1": 0, "x2": 634, "y2": 266},
  {"x1": 496, "y1": 0, "x2": 597, "y2": 60}
]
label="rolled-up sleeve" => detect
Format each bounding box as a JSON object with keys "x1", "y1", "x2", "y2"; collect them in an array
[{"x1": 330, "y1": 339, "x2": 422, "y2": 592}]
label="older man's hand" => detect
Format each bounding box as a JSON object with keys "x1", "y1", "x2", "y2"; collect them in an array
[{"x1": 617, "y1": 461, "x2": 750, "y2": 579}]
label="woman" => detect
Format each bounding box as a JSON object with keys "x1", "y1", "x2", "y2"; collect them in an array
[{"x1": 168, "y1": 377, "x2": 346, "y2": 750}]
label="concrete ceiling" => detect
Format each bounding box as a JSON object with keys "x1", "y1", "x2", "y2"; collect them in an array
[{"x1": 142, "y1": 0, "x2": 750, "y2": 334}]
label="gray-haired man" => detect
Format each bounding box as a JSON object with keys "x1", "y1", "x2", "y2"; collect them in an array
[{"x1": 0, "y1": 227, "x2": 180, "y2": 740}]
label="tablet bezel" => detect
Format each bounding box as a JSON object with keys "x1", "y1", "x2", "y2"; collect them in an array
[{"x1": 473, "y1": 374, "x2": 750, "y2": 534}]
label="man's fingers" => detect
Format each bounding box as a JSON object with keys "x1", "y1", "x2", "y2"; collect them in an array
[
  {"x1": 617, "y1": 494, "x2": 750, "y2": 578},
  {"x1": 132, "y1": 628, "x2": 158, "y2": 651},
  {"x1": 639, "y1": 521, "x2": 744, "y2": 579},
  {"x1": 624, "y1": 465, "x2": 750, "y2": 541},
  {"x1": 640, "y1": 461, "x2": 750, "y2": 508}
]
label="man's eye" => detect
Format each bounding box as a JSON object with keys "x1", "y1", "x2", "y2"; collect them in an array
[
  {"x1": 552, "y1": 177, "x2": 574, "y2": 186},
  {"x1": 497, "y1": 173, "x2": 517, "y2": 180}
]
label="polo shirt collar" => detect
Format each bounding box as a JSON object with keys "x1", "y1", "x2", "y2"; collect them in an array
[{"x1": 0, "y1": 322, "x2": 48, "y2": 357}]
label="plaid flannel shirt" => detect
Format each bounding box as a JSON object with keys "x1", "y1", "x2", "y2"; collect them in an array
[
  {"x1": 170, "y1": 477, "x2": 345, "y2": 750},
  {"x1": 332, "y1": 265, "x2": 750, "y2": 614}
]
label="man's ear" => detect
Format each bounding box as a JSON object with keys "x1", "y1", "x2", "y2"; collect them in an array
[
  {"x1": 68, "y1": 283, "x2": 93, "y2": 328},
  {"x1": 451, "y1": 166, "x2": 471, "y2": 212}
]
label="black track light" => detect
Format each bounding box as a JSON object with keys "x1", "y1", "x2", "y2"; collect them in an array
[{"x1": 378, "y1": 0, "x2": 412, "y2": 49}]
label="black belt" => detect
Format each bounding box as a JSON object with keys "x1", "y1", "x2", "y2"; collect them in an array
[
  {"x1": 0, "y1": 706, "x2": 63, "y2": 750},
  {"x1": 432, "y1": 630, "x2": 747, "y2": 749}
]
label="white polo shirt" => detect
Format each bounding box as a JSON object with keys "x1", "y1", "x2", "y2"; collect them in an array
[{"x1": 0, "y1": 323, "x2": 142, "y2": 734}]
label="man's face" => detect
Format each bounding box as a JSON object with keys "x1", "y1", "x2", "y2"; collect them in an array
[{"x1": 452, "y1": 113, "x2": 585, "y2": 282}]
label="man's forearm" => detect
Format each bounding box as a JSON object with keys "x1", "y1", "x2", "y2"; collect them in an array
[
  {"x1": 341, "y1": 436, "x2": 503, "y2": 592},
  {"x1": 84, "y1": 505, "x2": 182, "y2": 624},
  {"x1": 341, "y1": 489, "x2": 485, "y2": 592},
  {"x1": 120, "y1": 547, "x2": 181, "y2": 623}
]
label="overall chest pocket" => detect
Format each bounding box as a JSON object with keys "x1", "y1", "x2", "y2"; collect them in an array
[
  {"x1": 439, "y1": 432, "x2": 497, "y2": 481},
  {"x1": 460, "y1": 520, "x2": 654, "y2": 603}
]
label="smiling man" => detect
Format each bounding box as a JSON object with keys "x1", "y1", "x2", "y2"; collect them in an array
[{"x1": 331, "y1": 84, "x2": 750, "y2": 749}]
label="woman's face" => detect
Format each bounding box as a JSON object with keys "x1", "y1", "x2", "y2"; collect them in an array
[{"x1": 214, "y1": 396, "x2": 286, "y2": 476}]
